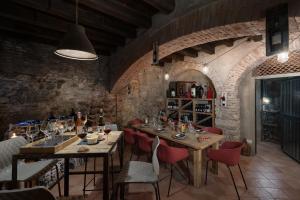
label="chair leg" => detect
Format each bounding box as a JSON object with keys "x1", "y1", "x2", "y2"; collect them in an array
[
  {"x1": 227, "y1": 166, "x2": 240, "y2": 200},
  {"x1": 238, "y1": 164, "x2": 247, "y2": 190},
  {"x1": 55, "y1": 164, "x2": 62, "y2": 197},
  {"x1": 168, "y1": 165, "x2": 173, "y2": 197},
  {"x1": 83, "y1": 158, "x2": 88, "y2": 197},
  {"x1": 156, "y1": 182, "x2": 161, "y2": 200},
  {"x1": 205, "y1": 160, "x2": 210, "y2": 185},
  {"x1": 152, "y1": 183, "x2": 159, "y2": 200}
]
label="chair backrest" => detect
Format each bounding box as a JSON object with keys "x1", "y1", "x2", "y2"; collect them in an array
[
  {"x1": 128, "y1": 118, "x2": 143, "y2": 126},
  {"x1": 152, "y1": 136, "x2": 160, "y2": 176},
  {"x1": 0, "y1": 136, "x2": 28, "y2": 170},
  {"x1": 0, "y1": 186, "x2": 56, "y2": 200},
  {"x1": 135, "y1": 132, "x2": 153, "y2": 153},
  {"x1": 219, "y1": 142, "x2": 243, "y2": 166},
  {"x1": 202, "y1": 127, "x2": 223, "y2": 135},
  {"x1": 123, "y1": 128, "x2": 136, "y2": 144}
]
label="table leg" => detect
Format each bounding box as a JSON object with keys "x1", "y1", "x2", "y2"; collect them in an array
[
  {"x1": 12, "y1": 156, "x2": 18, "y2": 189},
  {"x1": 193, "y1": 149, "x2": 202, "y2": 188},
  {"x1": 118, "y1": 134, "x2": 124, "y2": 169},
  {"x1": 64, "y1": 158, "x2": 69, "y2": 197},
  {"x1": 211, "y1": 142, "x2": 219, "y2": 174},
  {"x1": 103, "y1": 155, "x2": 110, "y2": 200}
]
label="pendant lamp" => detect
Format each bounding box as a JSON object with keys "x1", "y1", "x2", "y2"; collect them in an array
[{"x1": 55, "y1": 0, "x2": 98, "y2": 60}]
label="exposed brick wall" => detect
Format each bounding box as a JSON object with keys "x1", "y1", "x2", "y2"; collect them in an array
[
  {"x1": 0, "y1": 35, "x2": 116, "y2": 138},
  {"x1": 110, "y1": 0, "x2": 300, "y2": 93}
]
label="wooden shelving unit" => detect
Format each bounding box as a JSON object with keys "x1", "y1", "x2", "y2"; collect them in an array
[{"x1": 166, "y1": 98, "x2": 215, "y2": 127}]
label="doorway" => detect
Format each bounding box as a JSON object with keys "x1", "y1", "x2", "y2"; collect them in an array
[{"x1": 256, "y1": 76, "x2": 300, "y2": 162}]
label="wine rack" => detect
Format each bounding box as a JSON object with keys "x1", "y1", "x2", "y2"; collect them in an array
[{"x1": 166, "y1": 98, "x2": 215, "y2": 127}]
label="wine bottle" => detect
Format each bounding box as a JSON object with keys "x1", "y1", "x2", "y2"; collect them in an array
[{"x1": 191, "y1": 83, "x2": 196, "y2": 98}]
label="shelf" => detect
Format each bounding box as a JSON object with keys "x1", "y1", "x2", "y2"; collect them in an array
[
  {"x1": 181, "y1": 110, "x2": 193, "y2": 113},
  {"x1": 167, "y1": 108, "x2": 179, "y2": 111},
  {"x1": 167, "y1": 97, "x2": 214, "y2": 101},
  {"x1": 195, "y1": 112, "x2": 212, "y2": 115}
]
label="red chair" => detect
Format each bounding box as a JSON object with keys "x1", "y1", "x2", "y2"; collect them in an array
[
  {"x1": 202, "y1": 126, "x2": 223, "y2": 135},
  {"x1": 128, "y1": 118, "x2": 144, "y2": 126},
  {"x1": 123, "y1": 128, "x2": 137, "y2": 160},
  {"x1": 157, "y1": 139, "x2": 190, "y2": 196},
  {"x1": 135, "y1": 132, "x2": 153, "y2": 160},
  {"x1": 205, "y1": 142, "x2": 247, "y2": 200}
]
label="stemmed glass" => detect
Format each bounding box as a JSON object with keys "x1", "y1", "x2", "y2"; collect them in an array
[
  {"x1": 67, "y1": 118, "x2": 75, "y2": 133},
  {"x1": 104, "y1": 124, "x2": 112, "y2": 144},
  {"x1": 40, "y1": 121, "x2": 50, "y2": 141}
]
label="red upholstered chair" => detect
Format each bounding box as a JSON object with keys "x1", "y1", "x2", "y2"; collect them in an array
[
  {"x1": 157, "y1": 139, "x2": 190, "y2": 196},
  {"x1": 123, "y1": 128, "x2": 137, "y2": 160},
  {"x1": 135, "y1": 132, "x2": 153, "y2": 160},
  {"x1": 202, "y1": 126, "x2": 223, "y2": 135},
  {"x1": 205, "y1": 141, "x2": 247, "y2": 200},
  {"x1": 128, "y1": 118, "x2": 144, "y2": 127}
]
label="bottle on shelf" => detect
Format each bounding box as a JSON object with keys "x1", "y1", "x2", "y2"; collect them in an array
[
  {"x1": 171, "y1": 88, "x2": 176, "y2": 98},
  {"x1": 191, "y1": 83, "x2": 197, "y2": 98}
]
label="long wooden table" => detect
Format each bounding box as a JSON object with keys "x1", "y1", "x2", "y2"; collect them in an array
[
  {"x1": 12, "y1": 131, "x2": 124, "y2": 200},
  {"x1": 133, "y1": 125, "x2": 224, "y2": 188}
]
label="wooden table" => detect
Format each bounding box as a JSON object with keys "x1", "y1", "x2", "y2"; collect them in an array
[
  {"x1": 133, "y1": 125, "x2": 224, "y2": 188},
  {"x1": 12, "y1": 131, "x2": 124, "y2": 200}
]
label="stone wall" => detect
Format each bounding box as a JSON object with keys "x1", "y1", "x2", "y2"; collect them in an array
[{"x1": 0, "y1": 35, "x2": 116, "y2": 139}]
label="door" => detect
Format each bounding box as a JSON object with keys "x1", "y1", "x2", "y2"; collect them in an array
[{"x1": 281, "y1": 77, "x2": 300, "y2": 162}]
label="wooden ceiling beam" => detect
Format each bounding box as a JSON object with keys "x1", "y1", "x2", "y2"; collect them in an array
[
  {"x1": 179, "y1": 48, "x2": 198, "y2": 58},
  {"x1": 79, "y1": 0, "x2": 151, "y2": 28},
  {"x1": 0, "y1": 2, "x2": 123, "y2": 47},
  {"x1": 142, "y1": 0, "x2": 175, "y2": 14},
  {"x1": 160, "y1": 56, "x2": 173, "y2": 63},
  {"x1": 11, "y1": 0, "x2": 136, "y2": 39},
  {"x1": 0, "y1": 17, "x2": 113, "y2": 55},
  {"x1": 198, "y1": 43, "x2": 215, "y2": 55},
  {"x1": 247, "y1": 35, "x2": 263, "y2": 42}
]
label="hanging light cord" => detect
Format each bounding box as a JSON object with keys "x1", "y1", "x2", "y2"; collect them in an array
[{"x1": 75, "y1": 0, "x2": 79, "y2": 24}]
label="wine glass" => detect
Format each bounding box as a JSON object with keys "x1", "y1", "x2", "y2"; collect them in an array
[
  {"x1": 67, "y1": 118, "x2": 75, "y2": 133},
  {"x1": 40, "y1": 121, "x2": 50, "y2": 141},
  {"x1": 104, "y1": 124, "x2": 112, "y2": 143}
]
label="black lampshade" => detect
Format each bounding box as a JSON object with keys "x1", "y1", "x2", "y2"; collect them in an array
[{"x1": 55, "y1": 25, "x2": 98, "y2": 60}]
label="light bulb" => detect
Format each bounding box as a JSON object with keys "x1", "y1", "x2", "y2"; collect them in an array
[
  {"x1": 277, "y1": 52, "x2": 289, "y2": 63},
  {"x1": 164, "y1": 73, "x2": 170, "y2": 80},
  {"x1": 202, "y1": 66, "x2": 209, "y2": 74},
  {"x1": 262, "y1": 97, "x2": 270, "y2": 104}
]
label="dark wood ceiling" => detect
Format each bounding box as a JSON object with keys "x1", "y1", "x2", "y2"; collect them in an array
[{"x1": 0, "y1": 0, "x2": 175, "y2": 56}]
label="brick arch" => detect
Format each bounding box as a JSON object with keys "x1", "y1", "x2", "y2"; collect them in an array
[
  {"x1": 217, "y1": 33, "x2": 300, "y2": 136},
  {"x1": 111, "y1": 0, "x2": 300, "y2": 93}
]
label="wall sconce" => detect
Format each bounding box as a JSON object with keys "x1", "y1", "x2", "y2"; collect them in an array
[
  {"x1": 164, "y1": 73, "x2": 170, "y2": 80},
  {"x1": 202, "y1": 65, "x2": 209, "y2": 74}
]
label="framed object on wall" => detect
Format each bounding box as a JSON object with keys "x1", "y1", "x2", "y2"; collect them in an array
[{"x1": 266, "y1": 3, "x2": 289, "y2": 56}]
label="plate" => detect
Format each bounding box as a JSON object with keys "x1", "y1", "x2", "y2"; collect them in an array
[{"x1": 172, "y1": 133, "x2": 186, "y2": 140}]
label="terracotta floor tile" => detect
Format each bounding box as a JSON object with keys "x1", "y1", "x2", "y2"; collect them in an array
[{"x1": 50, "y1": 142, "x2": 300, "y2": 200}]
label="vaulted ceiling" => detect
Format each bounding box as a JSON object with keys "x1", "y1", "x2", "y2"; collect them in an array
[{"x1": 0, "y1": 0, "x2": 175, "y2": 56}]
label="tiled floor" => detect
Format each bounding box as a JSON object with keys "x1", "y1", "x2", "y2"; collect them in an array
[{"x1": 51, "y1": 142, "x2": 300, "y2": 200}]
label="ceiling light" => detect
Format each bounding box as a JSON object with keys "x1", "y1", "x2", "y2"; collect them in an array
[
  {"x1": 54, "y1": 0, "x2": 98, "y2": 60},
  {"x1": 277, "y1": 51, "x2": 289, "y2": 63}
]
